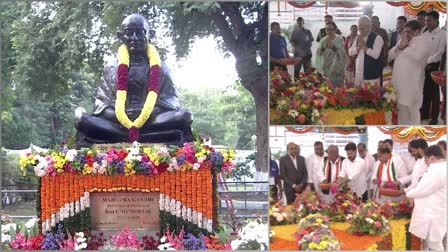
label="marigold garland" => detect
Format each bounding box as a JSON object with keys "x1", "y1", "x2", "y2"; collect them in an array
[
  {"x1": 116, "y1": 43, "x2": 161, "y2": 141},
  {"x1": 39, "y1": 170, "x2": 214, "y2": 232}
]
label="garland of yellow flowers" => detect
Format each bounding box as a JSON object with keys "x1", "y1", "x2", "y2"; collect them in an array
[{"x1": 116, "y1": 43, "x2": 161, "y2": 141}]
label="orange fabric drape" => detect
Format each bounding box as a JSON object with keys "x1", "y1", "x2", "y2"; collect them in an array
[
  {"x1": 378, "y1": 127, "x2": 408, "y2": 135},
  {"x1": 386, "y1": 2, "x2": 446, "y2": 14},
  {"x1": 391, "y1": 127, "x2": 447, "y2": 143},
  {"x1": 331, "y1": 127, "x2": 359, "y2": 135},
  {"x1": 287, "y1": 1, "x2": 316, "y2": 9},
  {"x1": 285, "y1": 126, "x2": 316, "y2": 134}
]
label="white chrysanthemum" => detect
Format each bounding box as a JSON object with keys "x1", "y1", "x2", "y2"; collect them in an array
[
  {"x1": 66, "y1": 149, "x2": 78, "y2": 162},
  {"x1": 288, "y1": 110, "x2": 299, "y2": 118},
  {"x1": 193, "y1": 163, "x2": 201, "y2": 170}
]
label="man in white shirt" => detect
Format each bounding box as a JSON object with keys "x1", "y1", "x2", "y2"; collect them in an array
[
  {"x1": 339, "y1": 143, "x2": 368, "y2": 201},
  {"x1": 316, "y1": 145, "x2": 344, "y2": 203},
  {"x1": 305, "y1": 141, "x2": 326, "y2": 194},
  {"x1": 406, "y1": 145, "x2": 447, "y2": 251},
  {"x1": 420, "y1": 11, "x2": 447, "y2": 125},
  {"x1": 383, "y1": 139, "x2": 410, "y2": 185},
  {"x1": 349, "y1": 16, "x2": 384, "y2": 86},
  {"x1": 357, "y1": 143, "x2": 375, "y2": 198},
  {"x1": 402, "y1": 139, "x2": 428, "y2": 189},
  {"x1": 371, "y1": 147, "x2": 408, "y2": 204}
]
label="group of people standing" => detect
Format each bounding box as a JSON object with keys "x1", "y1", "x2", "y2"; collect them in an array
[
  {"x1": 270, "y1": 10, "x2": 446, "y2": 125},
  {"x1": 270, "y1": 139, "x2": 447, "y2": 250}
]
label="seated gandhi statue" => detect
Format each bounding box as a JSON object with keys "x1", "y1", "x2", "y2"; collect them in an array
[{"x1": 75, "y1": 14, "x2": 194, "y2": 147}]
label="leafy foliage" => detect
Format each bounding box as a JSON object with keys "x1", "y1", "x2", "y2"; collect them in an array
[
  {"x1": 230, "y1": 152, "x2": 255, "y2": 181},
  {"x1": 1, "y1": 2, "x2": 264, "y2": 171}
]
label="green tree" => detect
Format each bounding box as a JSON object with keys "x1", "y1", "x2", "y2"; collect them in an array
[{"x1": 1, "y1": 2, "x2": 268, "y2": 171}]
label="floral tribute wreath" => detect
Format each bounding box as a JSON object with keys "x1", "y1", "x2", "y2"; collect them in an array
[{"x1": 116, "y1": 43, "x2": 161, "y2": 141}]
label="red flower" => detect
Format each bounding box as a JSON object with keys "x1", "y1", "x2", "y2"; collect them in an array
[
  {"x1": 85, "y1": 154, "x2": 95, "y2": 167},
  {"x1": 117, "y1": 149, "x2": 128, "y2": 160},
  {"x1": 148, "y1": 65, "x2": 161, "y2": 93},
  {"x1": 282, "y1": 89, "x2": 294, "y2": 96},
  {"x1": 117, "y1": 64, "x2": 129, "y2": 90},
  {"x1": 272, "y1": 79, "x2": 281, "y2": 88},
  {"x1": 129, "y1": 126, "x2": 139, "y2": 142}
]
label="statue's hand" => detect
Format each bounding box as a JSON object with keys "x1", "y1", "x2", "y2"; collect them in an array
[
  {"x1": 75, "y1": 107, "x2": 87, "y2": 120},
  {"x1": 133, "y1": 91, "x2": 158, "y2": 128}
]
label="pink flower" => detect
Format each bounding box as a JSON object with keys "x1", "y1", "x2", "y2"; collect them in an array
[
  {"x1": 374, "y1": 221, "x2": 382, "y2": 228},
  {"x1": 297, "y1": 114, "x2": 306, "y2": 123}
]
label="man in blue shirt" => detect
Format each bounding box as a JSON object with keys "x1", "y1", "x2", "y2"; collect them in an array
[
  {"x1": 290, "y1": 17, "x2": 314, "y2": 76},
  {"x1": 270, "y1": 155, "x2": 282, "y2": 201},
  {"x1": 270, "y1": 22, "x2": 289, "y2": 72}
]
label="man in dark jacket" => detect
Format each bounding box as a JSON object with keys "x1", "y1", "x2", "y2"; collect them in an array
[{"x1": 279, "y1": 143, "x2": 308, "y2": 204}]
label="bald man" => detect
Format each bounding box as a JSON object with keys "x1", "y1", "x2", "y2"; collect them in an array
[
  {"x1": 316, "y1": 145, "x2": 345, "y2": 193},
  {"x1": 279, "y1": 143, "x2": 308, "y2": 204},
  {"x1": 349, "y1": 16, "x2": 384, "y2": 86}
]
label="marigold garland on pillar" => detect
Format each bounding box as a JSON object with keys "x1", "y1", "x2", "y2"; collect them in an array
[{"x1": 19, "y1": 142, "x2": 235, "y2": 235}]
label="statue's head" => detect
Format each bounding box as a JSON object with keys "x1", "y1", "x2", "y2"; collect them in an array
[{"x1": 118, "y1": 14, "x2": 151, "y2": 54}]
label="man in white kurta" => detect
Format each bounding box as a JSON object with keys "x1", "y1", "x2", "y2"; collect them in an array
[
  {"x1": 316, "y1": 145, "x2": 344, "y2": 204},
  {"x1": 339, "y1": 143, "x2": 368, "y2": 201},
  {"x1": 388, "y1": 20, "x2": 431, "y2": 125},
  {"x1": 371, "y1": 147, "x2": 408, "y2": 204},
  {"x1": 349, "y1": 16, "x2": 384, "y2": 86},
  {"x1": 400, "y1": 139, "x2": 428, "y2": 187},
  {"x1": 357, "y1": 143, "x2": 375, "y2": 198},
  {"x1": 406, "y1": 145, "x2": 447, "y2": 251},
  {"x1": 305, "y1": 141, "x2": 326, "y2": 196}
]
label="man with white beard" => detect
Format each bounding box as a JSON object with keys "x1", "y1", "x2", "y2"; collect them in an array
[
  {"x1": 349, "y1": 16, "x2": 384, "y2": 86},
  {"x1": 339, "y1": 143, "x2": 368, "y2": 201},
  {"x1": 305, "y1": 141, "x2": 326, "y2": 195},
  {"x1": 406, "y1": 145, "x2": 447, "y2": 251},
  {"x1": 357, "y1": 143, "x2": 375, "y2": 198}
]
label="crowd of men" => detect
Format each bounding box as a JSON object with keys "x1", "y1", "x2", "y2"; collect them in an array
[
  {"x1": 270, "y1": 11, "x2": 446, "y2": 124},
  {"x1": 270, "y1": 139, "x2": 447, "y2": 250}
]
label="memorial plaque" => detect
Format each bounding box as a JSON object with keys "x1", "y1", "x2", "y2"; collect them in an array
[{"x1": 90, "y1": 192, "x2": 160, "y2": 231}]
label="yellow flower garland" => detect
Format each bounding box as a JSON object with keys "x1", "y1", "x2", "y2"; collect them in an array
[{"x1": 115, "y1": 43, "x2": 161, "y2": 129}]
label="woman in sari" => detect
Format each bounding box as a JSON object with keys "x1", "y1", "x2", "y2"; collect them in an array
[
  {"x1": 316, "y1": 21, "x2": 347, "y2": 88},
  {"x1": 344, "y1": 25, "x2": 358, "y2": 88}
]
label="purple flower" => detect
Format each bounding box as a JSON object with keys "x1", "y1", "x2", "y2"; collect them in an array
[
  {"x1": 176, "y1": 155, "x2": 186, "y2": 166},
  {"x1": 117, "y1": 160, "x2": 125, "y2": 175},
  {"x1": 209, "y1": 152, "x2": 223, "y2": 164},
  {"x1": 60, "y1": 146, "x2": 68, "y2": 154},
  {"x1": 182, "y1": 233, "x2": 207, "y2": 250}
]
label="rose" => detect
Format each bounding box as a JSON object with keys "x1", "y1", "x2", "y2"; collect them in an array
[{"x1": 373, "y1": 221, "x2": 382, "y2": 228}]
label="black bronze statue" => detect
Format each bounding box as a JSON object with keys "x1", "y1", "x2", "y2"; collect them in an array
[{"x1": 75, "y1": 14, "x2": 194, "y2": 147}]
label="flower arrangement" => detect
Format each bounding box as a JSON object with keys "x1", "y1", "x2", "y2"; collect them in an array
[
  {"x1": 2, "y1": 224, "x2": 241, "y2": 251},
  {"x1": 100, "y1": 227, "x2": 143, "y2": 250},
  {"x1": 270, "y1": 68, "x2": 397, "y2": 125},
  {"x1": 203, "y1": 235, "x2": 232, "y2": 250},
  {"x1": 348, "y1": 200, "x2": 390, "y2": 236},
  {"x1": 230, "y1": 219, "x2": 269, "y2": 250},
  {"x1": 269, "y1": 202, "x2": 296, "y2": 225},
  {"x1": 297, "y1": 228, "x2": 341, "y2": 250},
  {"x1": 20, "y1": 142, "x2": 235, "y2": 178},
  {"x1": 379, "y1": 199, "x2": 413, "y2": 220},
  {"x1": 321, "y1": 190, "x2": 361, "y2": 222},
  {"x1": 297, "y1": 213, "x2": 330, "y2": 237},
  {"x1": 20, "y1": 142, "x2": 232, "y2": 233},
  {"x1": 293, "y1": 191, "x2": 324, "y2": 220},
  {"x1": 270, "y1": 67, "x2": 328, "y2": 125}
]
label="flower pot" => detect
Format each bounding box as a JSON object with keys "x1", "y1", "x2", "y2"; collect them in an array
[
  {"x1": 379, "y1": 188, "x2": 403, "y2": 197},
  {"x1": 431, "y1": 71, "x2": 446, "y2": 86}
]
